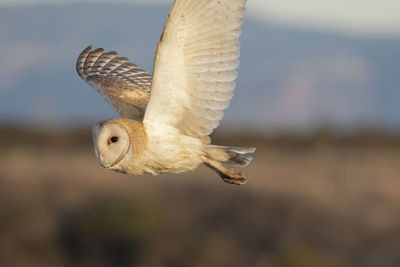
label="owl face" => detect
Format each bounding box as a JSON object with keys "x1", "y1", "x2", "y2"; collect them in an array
[{"x1": 92, "y1": 121, "x2": 130, "y2": 168}]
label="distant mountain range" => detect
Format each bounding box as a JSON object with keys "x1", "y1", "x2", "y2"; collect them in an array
[{"x1": 0, "y1": 3, "x2": 399, "y2": 131}]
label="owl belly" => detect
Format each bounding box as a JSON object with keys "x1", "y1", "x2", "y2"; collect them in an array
[
  {"x1": 113, "y1": 130, "x2": 205, "y2": 175},
  {"x1": 144, "y1": 135, "x2": 204, "y2": 174}
]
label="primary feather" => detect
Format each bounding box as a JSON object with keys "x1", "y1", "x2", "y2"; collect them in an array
[{"x1": 144, "y1": 0, "x2": 247, "y2": 138}]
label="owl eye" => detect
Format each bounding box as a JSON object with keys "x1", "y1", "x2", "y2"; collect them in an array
[{"x1": 110, "y1": 136, "x2": 119, "y2": 143}]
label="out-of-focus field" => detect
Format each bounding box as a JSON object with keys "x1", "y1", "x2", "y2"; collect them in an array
[{"x1": 0, "y1": 127, "x2": 400, "y2": 267}]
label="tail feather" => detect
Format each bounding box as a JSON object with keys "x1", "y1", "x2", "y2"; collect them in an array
[
  {"x1": 204, "y1": 145, "x2": 256, "y2": 185},
  {"x1": 207, "y1": 145, "x2": 255, "y2": 167},
  {"x1": 226, "y1": 146, "x2": 256, "y2": 167}
]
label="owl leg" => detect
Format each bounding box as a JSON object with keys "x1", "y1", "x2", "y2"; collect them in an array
[
  {"x1": 204, "y1": 160, "x2": 248, "y2": 185},
  {"x1": 203, "y1": 145, "x2": 255, "y2": 185}
]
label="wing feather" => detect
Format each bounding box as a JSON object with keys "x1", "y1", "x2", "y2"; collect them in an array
[
  {"x1": 144, "y1": 0, "x2": 246, "y2": 137},
  {"x1": 76, "y1": 46, "x2": 152, "y2": 121}
]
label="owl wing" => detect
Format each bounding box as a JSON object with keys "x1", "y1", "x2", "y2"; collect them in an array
[
  {"x1": 144, "y1": 0, "x2": 247, "y2": 138},
  {"x1": 76, "y1": 46, "x2": 152, "y2": 121}
]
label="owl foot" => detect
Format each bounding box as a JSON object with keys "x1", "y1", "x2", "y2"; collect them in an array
[
  {"x1": 205, "y1": 161, "x2": 248, "y2": 185},
  {"x1": 219, "y1": 167, "x2": 248, "y2": 185}
]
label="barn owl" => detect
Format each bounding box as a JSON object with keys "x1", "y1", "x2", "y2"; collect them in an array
[{"x1": 76, "y1": 0, "x2": 255, "y2": 185}]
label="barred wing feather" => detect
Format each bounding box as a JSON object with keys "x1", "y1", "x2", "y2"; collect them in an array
[{"x1": 76, "y1": 46, "x2": 152, "y2": 121}]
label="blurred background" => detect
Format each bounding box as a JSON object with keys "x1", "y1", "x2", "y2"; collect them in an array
[{"x1": 0, "y1": 0, "x2": 400, "y2": 266}]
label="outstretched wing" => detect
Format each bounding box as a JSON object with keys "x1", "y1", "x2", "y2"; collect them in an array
[
  {"x1": 76, "y1": 46, "x2": 152, "y2": 121},
  {"x1": 144, "y1": 0, "x2": 246, "y2": 137}
]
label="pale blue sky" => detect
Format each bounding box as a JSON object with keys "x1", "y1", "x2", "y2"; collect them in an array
[
  {"x1": 0, "y1": 0, "x2": 399, "y2": 36},
  {"x1": 0, "y1": 0, "x2": 399, "y2": 130}
]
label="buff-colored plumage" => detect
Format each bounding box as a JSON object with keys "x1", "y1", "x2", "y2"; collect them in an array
[{"x1": 77, "y1": 0, "x2": 255, "y2": 185}]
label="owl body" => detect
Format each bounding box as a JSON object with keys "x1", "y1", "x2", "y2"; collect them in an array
[
  {"x1": 143, "y1": 122, "x2": 206, "y2": 174},
  {"x1": 95, "y1": 119, "x2": 206, "y2": 176},
  {"x1": 78, "y1": 0, "x2": 255, "y2": 185}
]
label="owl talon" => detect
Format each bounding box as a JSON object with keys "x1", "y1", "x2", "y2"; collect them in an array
[{"x1": 220, "y1": 168, "x2": 248, "y2": 185}]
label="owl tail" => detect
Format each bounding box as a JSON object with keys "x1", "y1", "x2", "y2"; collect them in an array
[{"x1": 204, "y1": 145, "x2": 256, "y2": 185}]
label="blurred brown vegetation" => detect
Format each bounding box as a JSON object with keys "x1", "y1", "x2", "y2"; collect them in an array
[{"x1": 0, "y1": 126, "x2": 400, "y2": 267}]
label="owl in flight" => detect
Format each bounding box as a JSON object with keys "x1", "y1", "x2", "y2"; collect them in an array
[{"x1": 76, "y1": 0, "x2": 255, "y2": 185}]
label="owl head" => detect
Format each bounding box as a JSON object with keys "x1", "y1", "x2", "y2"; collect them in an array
[{"x1": 92, "y1": 119, "x2": 146, "y2": 169}]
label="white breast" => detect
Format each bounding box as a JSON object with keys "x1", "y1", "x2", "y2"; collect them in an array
[{"x1": 142, "y1": 122, "x2": 205, "y2": 174}]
